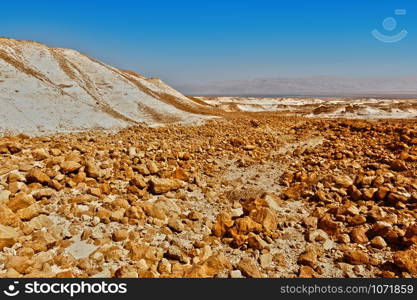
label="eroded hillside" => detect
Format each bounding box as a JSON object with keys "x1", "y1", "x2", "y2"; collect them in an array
[{"x1": 0, "y1": 38, "x2": 216, "y2": 136}]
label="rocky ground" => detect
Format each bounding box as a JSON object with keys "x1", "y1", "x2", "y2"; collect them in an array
[{"x1": 0, "y1": 113, "x2": 416, "y2": 278}]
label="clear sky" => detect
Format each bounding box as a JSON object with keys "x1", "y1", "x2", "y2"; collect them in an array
[{"x1": 1, "y1": 0, "x2": 416, "y2": 88}]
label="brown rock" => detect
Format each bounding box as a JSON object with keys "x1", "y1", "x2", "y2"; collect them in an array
[
  {"x1": 32, "y1": 148, "x2": 48, "y2": 160},
  {"x1": 171, "y1": 168, "x2": 189, "y2": 181},
  {"x1": 370, "y1": 236, "x2": 387, "y2": 249},
  {"x1": 60, "y1": 161, "x2": 82, "y2": 174},
  {"x1": 113, "y1": 230, "x2": 128, "y2": 242},
  {"x1": 0, "y1": 205, "x2": 20, "y2": 227},
  {"x1": 303, "y1": 216, "x2": 318, "y2": 228},
  {"x1": 85, "y1": 162, "x2": 101, "y2": 179},
  {"x1": 96, "y1": 207, "x2": 112, "y2": 223},
  {"x1": 393, "y1": 250, "x2": 417, "y2": 275},
  {"x1": 387, "y1": 192, "x2": 408, "y2": 204},
  {"x1": 314, "y1": 190, "x2": 327, "y2": 202},
  {"x1": 371, "y1": 221, "x2": 392, "y2": 237},
  {"x1": 367, "y1": 206, "x2": 386, "y2": 221},
  {"x1": 7, "y1": 192, "x2": 35, "y2": 212},
  {"x1": 126, "y1": 242, "x2": 162, "y2": 263},
  {"x1": 147, "y1": 161, "x2": 159, "y2": 174},
  {"x1": 32, "y1": 231, "x2": 57, "y2": 247},
  {"x1": 348, "y1": 215, "x2": 367, "y2": 225},
  {"x1": 235, "y1": 216, "x2": 262, "y2": 234},
  {"x1": 148, "y1": 177, "x2": 182, "y2": 194},
  {"x1": 348, "y1": 185, "x2": 362, "y2": 201},
  {"x1": 165, "y1": 246, "x2": 189, "y2": 264},
  {"x1": 350, "y1": 227, "x2": 369, "y2": 244},
  {"x1": 157, "y1": 258, "x2": 172, "y2": 275},
  {"x1": 88, "y1": 187, "x2": 101, "y2": 197},
  {"x1": 308, "y1": 229, "x2": 329, "y2": 242},
  {"x1": 247, "y1": 232, "x2": 268, "y2": 250},
  {"x1": 228, "y1": 227, "x2": 248, "y2": 247},
  {"x1": 69, "y1": 195, "x2": 96, "y2": 204},
  {"x1": 241, "y1": 198, "x2": 268, "y2": 213},
  {"x1": 345, "y1": 205, "x2": 360, "y2": 216},
  {"x1": 16, "y1": 203, "x2": 41, "y2": 220},
  {"x1": 188, "y1": 211, "x2": 202, "y2": 221},
  {"x1": 249, "y1": 207, "x2": 278, "y2": 232},
  {"x1": 50, "y1": 148, "x2": 61, "y2": 156},
  {"x1": 337, "y1": 233, "x2": 351, "y2": 244},
  {"x1": 115, "y1": 266, "x2": 139, "y2": 278},
  {"x1": 0, "y1": 224, "x2": 19, "y2": 250},
  {"x1": 390, "y1": 159, "x2": 407, "y2": 171},
  {"x1": 362, "y1": 188, "x2": 377, "y2": 200},
  {"x1": 282, "y1": 184, "x2": 303, "y2": 199},
  {"x1": 186, "y1": 254, "x2": 232, "y2": 278},
  {"x1": 73, "y1": 171, "x2": 86, "y2": 183},
  {"x1": 297, "y1": 250, "x2": 318, "y2": 268},
  {"x1": 344, "y1": 249, "x2": 369, "y2": 265},
  {"x1": 0, "y1": 142, "x2": 21, "y2": 154},
  {"x1": 379, "y1": 270, "x2": 397, "y2": 278},
  {"x1": 32, "y1": 188, "x2": 54, "y2": 200},
  {"x1": 375, "y1": 187, "x2": 390, "y2": 201},
  {"x1": 212, "y1": 212, "x2": 234, "y2": 237},
  {"x1": 26, "y1": 215, "x2": 53, "y2": 231},
  {"x1": 333, "y1": 175, "x2": 353, "y2": 188},
  {"x1": 26, "y1": 168, "x2": 50, "y2": 185},
  {"x1": 237, "y1": 257, "x2": 262, "y2": 278},
  {"x1": 130, "y1": 175, "x2": 147, "y2": 189},
  {"x1": 168, "y1": 218, "x2": 184, "y2": 232},
  {"x1": 141, "y1": 202, "x2": 167, "y2": 220},
  {"x1": 273, "y1": 253, "x2": 286, "y2": 266},
  {"x1": 7, "y1": 172, "x2": 25, "y2": 183},
  {"x1": 403, "y1": 224, "x2": 417, "y2": 246},
  {"x1": 0, "y1": 190, "x2": 11, "y2": 205},
  {"x1": 6, "y1": 256, "x2": 33, "y2": 274},
  {"x1": 135, "y1": 164, "x2": 150, "y2": 175},
  {"x1": 318, "y1": 216, "x2": 340, "y2": 235},
  {"x1": 299, "y1": 265, "x2": 317, "y2": 278},
  {"x1": 55, "y1": 270, "x2": 75, "y2": 278}
]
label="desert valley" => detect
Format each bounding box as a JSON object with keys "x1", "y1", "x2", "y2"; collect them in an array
[{"x1": 0, "y1": 38, "x2": 416, "y2": 278}]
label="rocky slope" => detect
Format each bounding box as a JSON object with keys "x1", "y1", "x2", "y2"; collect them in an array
[{"x1": 0, "y1": 38, "x2": 214, "y2": 136}]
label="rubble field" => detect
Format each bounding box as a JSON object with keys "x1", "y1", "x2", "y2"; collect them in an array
[{"x1": 0, "y1": 113, "x2": 416, "y2": 278}]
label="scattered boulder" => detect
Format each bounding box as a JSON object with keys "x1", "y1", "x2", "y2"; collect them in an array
[
  {"x1": 0, "y1": 224, "x2": 19, "y2": 250},
  {"x1": 393, "y1": 250, "x2": 417, "y2": 275},
  {"x1": 344, "y1": 249, "x2": 369, "y2": 265},
  {"x1": 149, "y1": 178, "x2": 182, "y2": 194},
  {"x1": 60, "y1": 161, "x2": 82, "y2": 174},
  {"x1": 237, "y1": 257, "x2": 262, "y2": 278},
  {"x1": 26, "y1": 168, "x2": 50, "y2": 185}
]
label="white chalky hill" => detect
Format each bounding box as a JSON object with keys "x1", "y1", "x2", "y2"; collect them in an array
[{"x1": 0, "y1": 38, "x2": 214, "y2": 136}]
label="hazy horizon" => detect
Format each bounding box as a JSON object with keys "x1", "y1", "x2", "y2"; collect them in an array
[{"x1": 178, "y1": 75, "x2": 417, "y2": 97}]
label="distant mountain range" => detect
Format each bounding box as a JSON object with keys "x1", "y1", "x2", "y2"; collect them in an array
[{"x1": 178, "y1": 76, "x2": 417, "y2": 97}]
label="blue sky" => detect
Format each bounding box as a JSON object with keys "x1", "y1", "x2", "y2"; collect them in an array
[{"x1": 1, "y1": 0, "x2": 416, "y2": 88}]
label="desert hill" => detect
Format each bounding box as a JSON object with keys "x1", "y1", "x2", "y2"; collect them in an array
[{"x1": 0, "y1": 38, "x2": 214, "y2": 136}]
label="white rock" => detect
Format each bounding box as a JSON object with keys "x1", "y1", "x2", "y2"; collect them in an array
[{"x1": 66, "y1": 239, "x2": 98, "y2": 260}]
